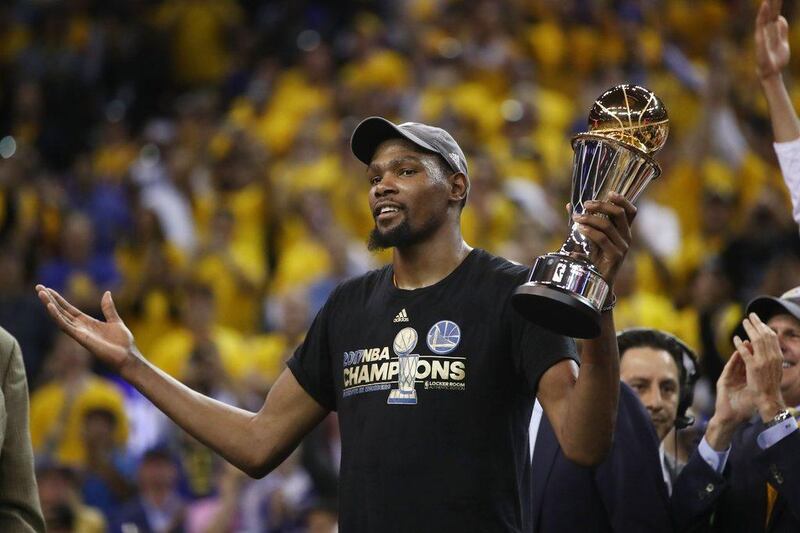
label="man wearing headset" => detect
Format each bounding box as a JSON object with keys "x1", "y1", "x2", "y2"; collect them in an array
[
  {"x1": 618, "y1": 329, "x2": 698, "y2": 492},
  {"x1": 530, "y1": 328, "x2": 697, "y2": 532}
]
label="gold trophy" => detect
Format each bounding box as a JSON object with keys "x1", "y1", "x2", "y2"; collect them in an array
[{"x1": 512, "y1": 85, "x2": 669, "y2": 338}]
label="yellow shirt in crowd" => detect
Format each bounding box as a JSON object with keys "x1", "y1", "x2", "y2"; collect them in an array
[{"x1": 30, "y1": 377, "x2": 129, "y2": 468}]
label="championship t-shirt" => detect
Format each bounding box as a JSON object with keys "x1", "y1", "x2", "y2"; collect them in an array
[{"x1": 287, "y1": 249, "x2": 578, "y2": 532}]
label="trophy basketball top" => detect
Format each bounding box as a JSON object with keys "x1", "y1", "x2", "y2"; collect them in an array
[{"x1": 579, "y1": 84, "x2": 669, "y2": 155}]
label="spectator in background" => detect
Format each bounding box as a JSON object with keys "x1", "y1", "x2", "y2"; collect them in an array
[
  {"x1": 0, "y1": 326, "x2": 44, "y2": 532},
  {"x1": 185, "y1": 463, "x2": 248, "y2": 533},
  {"x1": 720, "y1": 186, "x2": 799, "y2": 303},
  {"x1": 37, "y1": 464, "x2": 105, "y2": 533},
  {"x1": 36, "y1": 211, "x2": 120, "y2": 312},
  {"x1": 192, "y1": 207, "x2": 266, "y2": 335},
  {"x1": 688, "y1": 258, "x2": 740, "y2": 385},
  {"x1": 80, "y1": 407, "x2": 135, "y2": 523},
  {"x1": 171, "y1": 342, "x2": 241, "y2": 502},
  {"x1": 29, "y1": 333, "x2": 128, "y2": 468},
  {"x1": 240, "y1": 448, "x2": 315, "y2": 533},
  {"x1": 147, "y1": 282, "x2": 246, "y2": 384},
  {"x1": 153, "y1": 0, "x2": 243, "y2": 88},
  {"x1": 115, "y1": 204, "x2": 186, "y2": 357},
  {"x1": 66, "y1": 152, "x2": 132, "y2": 256},
  {"x1": 128, "y1": 126, "x2": 198, "y2": 256},
  {"x1": 0, "y1": 247, "x2": 54, "y2": 384},
  {"x1": 182, "y1": 341, "x2": 241, "y2": 406},
  {"x1": 112, "y1": 448, "x2": 186, "y2": 533},
  {"x1": 300, "y1": 414, "x2": 341, "y2": 506}
]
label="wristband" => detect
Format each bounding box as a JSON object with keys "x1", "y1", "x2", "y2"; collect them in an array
[{"x1": 601, "y1": 292, "x2": 617, "y2": 313}]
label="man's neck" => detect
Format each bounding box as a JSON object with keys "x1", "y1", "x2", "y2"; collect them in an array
[{"x1": 391, "y1": 229, "x2": 472, "y2": 289}]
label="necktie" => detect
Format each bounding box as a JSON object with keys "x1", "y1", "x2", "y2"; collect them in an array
[{"x1": 766, "y1": 484, "x2": 777, "y2": 529}]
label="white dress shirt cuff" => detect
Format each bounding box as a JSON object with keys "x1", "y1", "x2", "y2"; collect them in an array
[
  {"x1": 698, "y1": 436, "x2": 731, "y2": 474},
  {"x1": 757, "y1": 416, "x2": 799, "y2": 450}
]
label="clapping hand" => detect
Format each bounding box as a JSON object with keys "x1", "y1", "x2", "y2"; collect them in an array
[
  {"x1": 756, "y1": 0, "x2": 790, "y2": 80},
  {"x1": 739, "y1": 313, "x2": 787, "y2": 421}
]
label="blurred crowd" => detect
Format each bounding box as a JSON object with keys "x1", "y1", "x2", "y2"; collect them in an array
[{"x1": 1, "y1": 0, "x2": 800, "y2": 531}]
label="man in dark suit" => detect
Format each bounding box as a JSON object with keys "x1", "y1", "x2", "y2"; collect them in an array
[
  {"x1": 672, "y1": 287, "x2": 800, "y2": 532},
  {"x1": 531, "y1": 329, "x2": 696, "y2": 532}
]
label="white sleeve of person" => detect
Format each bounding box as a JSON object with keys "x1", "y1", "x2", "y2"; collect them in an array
[
  {"x1": 698, "y1": 436, "x2": 731, "y2": 474},
  {"x1": 697, "y1": 417, "x2": 799, "y2": 475},
  {"x1": 774, "y1": 138, "x2": 800, "y2": 230}
]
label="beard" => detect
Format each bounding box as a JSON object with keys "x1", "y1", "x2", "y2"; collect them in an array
[{"x1": 367, "y1": 216, "x2": 439, "y2": 251}]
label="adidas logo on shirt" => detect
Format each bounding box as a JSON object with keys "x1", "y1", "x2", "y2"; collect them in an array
[{"x1": 393, "y1": 309, "x2": 409, "y2": 323}]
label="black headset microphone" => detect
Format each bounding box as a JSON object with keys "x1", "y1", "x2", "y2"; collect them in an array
[{"x1": 674, "y1": 336, "x2": 699, "y2": 430}]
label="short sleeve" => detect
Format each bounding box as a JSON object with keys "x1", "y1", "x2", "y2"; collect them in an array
[
  {"x1": 286, "y1": 291, "x2": 338, "y2": 412},
  {"x1": 510, "y1": 304, "x2": 579, "y2": 395}
]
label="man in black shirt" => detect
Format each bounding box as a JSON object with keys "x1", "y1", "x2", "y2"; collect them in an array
[{"x1": 37, "y1": 117, "x2": 636, "y2": 532}]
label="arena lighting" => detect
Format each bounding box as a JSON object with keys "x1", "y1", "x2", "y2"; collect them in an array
[{"x1": 0, "y1": 136, "x2": 16, "y2": 159}]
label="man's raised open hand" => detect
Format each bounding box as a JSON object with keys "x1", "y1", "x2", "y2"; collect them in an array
[
  {"x1": 36, "y1": 285, "x2": 139, "y2": 376},
  {"x1": 36, "y1": 284, "x2": 327, "y2": 479}
]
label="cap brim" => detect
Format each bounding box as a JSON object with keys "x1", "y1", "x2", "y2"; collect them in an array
[
  {"x1": 350, "y1": 116, "x2": 438, "y2": 166},
  {"x1": 745, "y1": 296, "x2": 800, "y2": 324}
]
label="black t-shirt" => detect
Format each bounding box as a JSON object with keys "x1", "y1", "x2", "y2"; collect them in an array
[{"x1": 288, "y1": 249, "x2": 578, "y2": 532}]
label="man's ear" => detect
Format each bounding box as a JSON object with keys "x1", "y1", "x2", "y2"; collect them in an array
[{"x1": 449, "y1": 172, "x2": 469, "y2": 206}]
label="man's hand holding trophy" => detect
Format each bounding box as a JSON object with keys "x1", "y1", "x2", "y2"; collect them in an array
[{"x1": 513, "y1": 85, "x2": 669, "y2": 338}]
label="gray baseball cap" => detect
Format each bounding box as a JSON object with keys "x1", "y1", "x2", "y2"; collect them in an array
[
  {"x1": 350, "y1": 116, "x2": 469, "y2": 176},
  {"x1": 746, "y1": 286, "x2": 800, "y2": 323}
]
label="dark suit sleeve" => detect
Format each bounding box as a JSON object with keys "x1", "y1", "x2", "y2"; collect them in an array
[
  {"x1": 593, "y1": 384, "x2": 673, "y2": 533},
  {"x1": 670, "y1": 449, "x2": 727, "y2": 533},
  {"x1": 755, "y1": 428, "x2": 800, "y2": 523},
  {"x1": 0, "y1": 333, "x2": 45, "y2": 532}
]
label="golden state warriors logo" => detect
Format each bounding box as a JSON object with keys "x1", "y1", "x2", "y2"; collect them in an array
[{"x1": 426, "y1": 320, "x2": 461, "y2": 355}]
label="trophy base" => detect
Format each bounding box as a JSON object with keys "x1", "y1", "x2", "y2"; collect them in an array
[
  {"x1": 512, "y1": 254, "x2": 610, "y2": 339},
  {"x1": 387, "y1": 389, "x2": 417, "y2": 405}
]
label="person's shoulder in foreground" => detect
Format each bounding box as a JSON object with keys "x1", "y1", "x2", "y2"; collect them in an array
[{"x1": 0, "y1": 327, "x2": 46, "y2": 533}]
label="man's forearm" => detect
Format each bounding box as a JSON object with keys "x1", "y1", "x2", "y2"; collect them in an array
[
  {"x1": 761, "y1": 74, "x2": 800, "y2": 142},
  {"x1": 121, "y1": 356, "x2": 324, "y2": 477},
  {"x1": 122, "y1": 355, "x2": 266, "y2": 473},
  {"x1": 560, "y1": 311, "x2": 620, "y2": 465}
]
